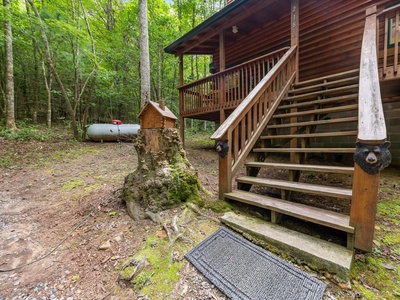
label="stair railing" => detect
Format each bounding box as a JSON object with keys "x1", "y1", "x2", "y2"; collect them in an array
[
  {"x1": 350, "y1": 6, "x2": 389, "y2": 252},
  {"x1": 211, "y1": 46, "x2": 298, "y2": 199},
  {"x1": 179, "y1": 47, "x2": 289, "y2": 117},
  {"x1": 378, "y1": 3, "x2": 400, "y2": 77}
]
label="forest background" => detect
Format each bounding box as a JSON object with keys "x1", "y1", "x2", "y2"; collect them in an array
[{"x1": 0, "y1": 0, "x2": 224, "y2": 139}]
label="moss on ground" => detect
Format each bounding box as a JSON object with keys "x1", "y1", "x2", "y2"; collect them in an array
[{"x1": 118, "y1": 209, "x2": 220, "y2": 298}]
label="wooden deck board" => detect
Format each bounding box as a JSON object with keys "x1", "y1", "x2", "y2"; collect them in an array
[
  {"x1": 273, "y1": 104, "x2": 358, "y2": 118},
  {"x1": 236, "y1": 176, "x2": 353, "y2": 199},
  {"x1": 245, "y1": 162, "x2": 354, "y2": 174},
  {"x1": 284, "y1": 85, "x2": 359, "y2": 102},
  {"x1": 279, "y1": 94, "x2": 358, "y2": 110},
  {"x1": 288, "y1": 76, "x2": 359, "y2": 94},
  {"x1": 225, "y1": 190, "x2": 354, "y2": 233},
  {"x1": 267, "y1": 116, "x2": 358, "y2": 129},
  {"x1": 253, "y1": 147, "x2": 355, "y2": 153},
  {"x1": 260, "y1": 131, "x2": 357, "y2": 139}
]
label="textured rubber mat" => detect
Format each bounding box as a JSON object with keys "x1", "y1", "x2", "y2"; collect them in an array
[{"x1": 185, "y1": 227, "x2": 326, "y2": 300}]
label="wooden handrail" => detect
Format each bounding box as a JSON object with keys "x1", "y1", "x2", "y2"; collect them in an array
[
  {"x1": 212, "y1": 46, "x2": 297, "y2": 140},
  {"x1": 211, "y1": 46, "x2": 297, "y2": 198}
]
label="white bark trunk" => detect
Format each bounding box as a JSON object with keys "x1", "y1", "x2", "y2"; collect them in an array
[
  {"x1": 139, "y1": 0, "x2": 151, "y2": 108},
  {"x1": 4, "y1": 0, "x2": 17, "y2": 130}
]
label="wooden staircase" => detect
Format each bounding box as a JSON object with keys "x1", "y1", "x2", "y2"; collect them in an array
[{"x1": 221, "y1": 70, "x2": 360, "y2": 280}]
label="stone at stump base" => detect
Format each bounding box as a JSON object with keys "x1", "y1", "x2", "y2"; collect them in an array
[{"x1": 121, "y1": 128, "x2": 202, "y2": 220}]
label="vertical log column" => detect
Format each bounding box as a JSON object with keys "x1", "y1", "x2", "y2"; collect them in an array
[
  {"x1": 350, "y1": 163, "x2": 380, "y2": 252},
  {"x1": 290, "y1": 0, "x2": 299, "y2": 169},
  {"x1": 179, "y1": 54, "x2": 185, "y2": 147},
  {"x1": 218, "y1": 133, "x2": 232, "y2": 200},
  {"x1": 351, "y1": 6, "x2": 385, "y2": 252},
  {"x1": 219, "y1": 31, "x2": 226, "y2": 123},
  {"x1": 217, "y1": 31, "x2": 231, "y2": 199}
]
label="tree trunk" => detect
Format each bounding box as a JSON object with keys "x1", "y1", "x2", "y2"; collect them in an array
[
  {"x1": 122, "y1": 128, "x2": 203, "y2": 220},
  {"x1": 4, "y1": 0, "x2": 17, "y2": 130},
  {"x1": 40, "y1": 52, "x2": 52, "y2": 128},
  {"x1": 27, "y1": 0, "x2": 79, "y2": 138},
  {"x1": 25, "y1": 0, "x2": 40, "y2": 123},
  {"x1": 139, "y1": 0, "x2": 151, "y2": 108}
]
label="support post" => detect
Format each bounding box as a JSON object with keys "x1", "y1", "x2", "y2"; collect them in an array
[
  {"x1": 178, "y1": 54, "x2": 185, "y2": 147},
  {"x1": 350, "y1": 163, "x2": 380, "y2": 252},
  {"x1": 218, "y1": 31, "x2": 226, "y2": 107},
  {"x1": 290, "y1": 0, "x2": 299, "y2": 163},
  {"x1": 218, "y1": 134, "x2": 232, "y2": 200}
]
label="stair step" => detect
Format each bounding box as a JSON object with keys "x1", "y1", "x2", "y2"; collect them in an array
[
  {"x1": 260, "y1": 130, "x2": 357, "y2": 139},
  {"x1": 253, "y1": 147, "x2": 355, "y2": 153},
  {"x1": 245, "y1": 162, "x2": 354, "y2": 174},
  {"x1": 273, "y1": 104, "x2": 358, "y2": 119},
  {"x1": 225, "y1": 190, "x2": 354, "y2": 232},
  {"x1": 236, "y1": 176, "x2": 352, "y2": 199},
  {"x1": 288, "y1": 76, "x2": 359, "y2": 95},
  {"x1": 284, "y1": 85, "x2": 359, "y2": 102},
  {"x1": 292, "y1": 69, "x2": 359, "y2": 88},
  {"x1": 279, "y1": 94, "x2": 358, "y2": 110},
  {"x1": 221, "y1": 211, "x2": 354, "y2": 281},
  {"x1": 267, "y1": 116, "x2": 358, "y2": 129}
]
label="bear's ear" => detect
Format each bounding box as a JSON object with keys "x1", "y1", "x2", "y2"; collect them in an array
[
  {"x1": 355, "y1": 141, "x2": 364, "y2": 148},
  {"x1": 382, "y1": 141, "x2": 391, "y2": 148}
]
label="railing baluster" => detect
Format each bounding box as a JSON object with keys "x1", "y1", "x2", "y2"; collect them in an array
[{"x1": 395, "y1": 11, "x2": 399, "y2": 73}]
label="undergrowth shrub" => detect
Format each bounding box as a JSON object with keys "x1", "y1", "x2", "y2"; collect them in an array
[{"x1": 0, "y1": 119, "x2": 51, "y2": 141}]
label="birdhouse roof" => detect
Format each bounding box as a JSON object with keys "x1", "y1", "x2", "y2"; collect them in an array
[{"x1": 138, "y1": 100, "x2": 177, "y2": 120}]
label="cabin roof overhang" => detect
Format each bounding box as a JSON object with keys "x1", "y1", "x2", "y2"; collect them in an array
[
  {"x1": 165, "y1": 0, "x2": 289, "y2": 56},
  {"x1": 164, "y1": 0, "x2": 249, "y2": 56}
]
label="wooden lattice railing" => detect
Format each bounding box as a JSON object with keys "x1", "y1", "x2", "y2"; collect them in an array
[
  {"x1": 350, "y1": 6, "x2": 388, "y2": 252},
  {"x1": 378, "y1": 3, "x2": 400, "y2": 78},
  {"x1": 179, "y1": 47, "x2": 289, "y2": 117},
  {"x1": 211, "y1": 46, "x2": 297, "y2": 198}
]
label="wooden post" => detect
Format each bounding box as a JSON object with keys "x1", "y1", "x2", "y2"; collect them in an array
[
  {"x1": 351, "y1": 6, "x2": 386, "y2": 252},
  {"x1": 218, "y1": 31, "x2": 226, "y2": 107},
  {"x1": 290, "y1": 0, "x2": 299, "y2": 163},
  {"x1": 291, "y1": 0, "x2": 299, "y2": 82},
  {"x1": 350, "y1": 163, "x2": 380, "y2": 252},
  {"x1": 218, "y1": 133, "x2": 232, "y2": 200},
  {"x1": 178, "y1": 54, "x2": 185, "y2": 147}
]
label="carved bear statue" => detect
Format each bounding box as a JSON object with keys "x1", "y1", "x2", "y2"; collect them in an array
[
  {"x1": 354, "y1": 141, "x2": 391, "y2": 175},
  {"x1": 215, "y1": 140, "x2": 229, "y2": 158}
]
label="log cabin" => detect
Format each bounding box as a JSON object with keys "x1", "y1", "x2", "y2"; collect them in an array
[{"x1": 165, "y1": 0, "x2": 400, "y2": 279}]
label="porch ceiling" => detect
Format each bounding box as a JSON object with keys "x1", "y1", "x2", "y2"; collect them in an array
[{"x1": 164, "y1": 0, "x2": 290, "y2": 56}]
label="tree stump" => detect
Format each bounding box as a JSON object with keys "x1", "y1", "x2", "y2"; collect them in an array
[{"x1": 122, "y1": 128, "x2": 203, "y2": 220}]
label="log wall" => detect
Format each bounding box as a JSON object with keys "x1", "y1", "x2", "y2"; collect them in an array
[{"x1": 213, "y1": 0, "x2": 396, "y2": 81}]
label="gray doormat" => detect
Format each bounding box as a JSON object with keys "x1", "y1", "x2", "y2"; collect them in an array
[{"x1": 185, "y1": 227, "x2": 326, "y2": 300}]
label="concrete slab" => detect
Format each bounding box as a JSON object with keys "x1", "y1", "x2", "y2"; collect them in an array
[{"x1": 221, "y1": 211, "x2": 354, "y2": 281}]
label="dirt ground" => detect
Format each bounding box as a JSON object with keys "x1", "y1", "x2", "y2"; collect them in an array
[{"x1": 0, "y1": 128, "x2": 399, "y2": 299}]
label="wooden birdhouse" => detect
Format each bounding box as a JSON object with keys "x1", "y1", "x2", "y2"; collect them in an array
[{"x1": 138, "y1": 100, "x2": 177, "y2": 129}]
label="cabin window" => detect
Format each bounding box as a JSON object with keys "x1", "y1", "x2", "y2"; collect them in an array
[
  {"x1": 388, "y1": 17, "x2": 400, "y2": 48},
  {"x1": 386, "y1": 2, "x2": 400, "y2": 48}
]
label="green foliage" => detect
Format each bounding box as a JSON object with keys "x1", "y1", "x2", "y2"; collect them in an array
[
  {"x1": 0, "y1": 0, "x2": 225, "y2": 131},
  {"x1": 0, "y1": 119, "x2": 50, "y2": 141}
]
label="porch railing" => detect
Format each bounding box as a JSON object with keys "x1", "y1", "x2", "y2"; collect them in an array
[
  {"x1": 378, "y1": 3, "x2": 400, "y2": 77},
  {"x1": 350, "y1": 6, "x2": 388, "y2": 252},
  {"x1": 211, "y1": 46, "x2": 297, "y2": 199},
  {"x1": 179, "y1": 47, "x2": 289, "y2": 117}
]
